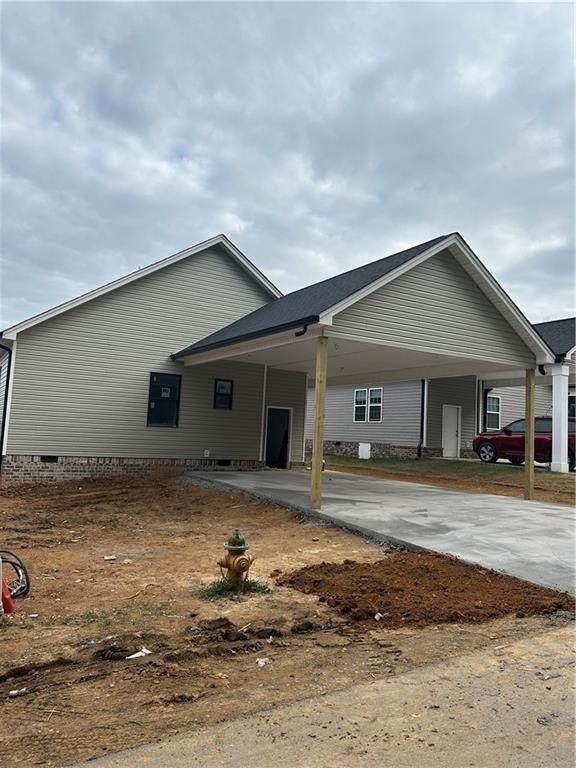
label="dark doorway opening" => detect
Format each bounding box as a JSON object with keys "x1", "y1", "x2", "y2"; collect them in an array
[{"x1": 265, "y1": 408, "x2": 291, "y2": 468}]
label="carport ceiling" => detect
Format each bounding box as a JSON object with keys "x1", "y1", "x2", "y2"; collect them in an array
[{"x1": 228, "y1": 334, "x2": 519, "y2": 384}]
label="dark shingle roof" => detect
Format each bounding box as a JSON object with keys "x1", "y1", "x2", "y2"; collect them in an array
[
  {"x1": 533, "y1": 317, "x2": 576, "y2": 359},
  {"x1": 172, "y1": 234, "x2": 453, "y2": 359}
]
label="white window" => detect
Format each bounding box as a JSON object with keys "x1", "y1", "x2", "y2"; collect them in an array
[
  {"x1": 368, "y1": 387, "x2": 383, "y2": 422},
  {"x1": 486, "y1": 395, "x2": 501, "y2": 430},
  {"x1": 354, "y1": 389, "x2": 367, "y2": 422}
]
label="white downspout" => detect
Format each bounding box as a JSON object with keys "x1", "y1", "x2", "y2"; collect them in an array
[{"x1": 550, "y1": 363, "x2": 569, "y2": 473}]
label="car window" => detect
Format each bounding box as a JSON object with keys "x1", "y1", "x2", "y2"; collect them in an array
[
  {"x1": 569, "y1": 421, "x2": 576, "y2": 434},
  {"x1": 505, "y1": 420, "x2": 525, "y2": 433},
  {"x1": 535, "y1": 418, "x2": 552, "y2": 433}
]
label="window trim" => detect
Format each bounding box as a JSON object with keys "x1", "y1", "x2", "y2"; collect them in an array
[
  {"x1": 213, "y1": 378, "x2": 234, "y2": 410},
  {"x1": 486, "y1": 394, "x2": 501, "y2": 430},
  {"x1": 368, "y1": 386, "x2": 383, "y2": 423},
  {"x1": 353, "y1": 388, "x2": 367, "y2": 423},
  {"x1": 146, "y1": 371, "x2": 181, "y2": 428}
]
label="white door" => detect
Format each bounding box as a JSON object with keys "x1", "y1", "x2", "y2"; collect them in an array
[{"x1": 442, "y1": 405, "x2": 461, "y2": 458}]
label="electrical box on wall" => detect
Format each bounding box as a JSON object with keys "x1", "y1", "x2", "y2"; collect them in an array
[{"x1": 203, "y1": 449, "x2": 210, "y2": 458}]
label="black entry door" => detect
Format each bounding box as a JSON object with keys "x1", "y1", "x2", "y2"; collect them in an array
[{"x1": 265, "y1": 408, "x2": 290, "y2": 468}]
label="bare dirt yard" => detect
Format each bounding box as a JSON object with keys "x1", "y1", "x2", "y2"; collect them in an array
[
  {"x1": 0, "y1": 476, "x2": 573, "y2": 768},
  {"x1": 322, "y1": 456, "x2": 576, "y2": 505}
]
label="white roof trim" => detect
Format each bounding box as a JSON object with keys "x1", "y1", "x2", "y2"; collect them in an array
[
  {"x1": 179, "y1": 324, "x2": 324, "y2": 366},
  {"x1": 1, "y1": 234, "x2": 282, "y2": 340},
  {"x1": 319, "y1": 233, "x2": 555, "y2": 365}
]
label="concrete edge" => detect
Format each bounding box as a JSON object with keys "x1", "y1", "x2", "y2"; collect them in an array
[
  {"x1": 182, "y1": 472, "x2": 576, "y2": 598},
  {"x1": 182, "y1": 472, "x2": 429, "y2": 555}
]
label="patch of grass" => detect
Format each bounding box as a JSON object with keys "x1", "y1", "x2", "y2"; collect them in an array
[
  {"x1": 45, "y1": 607, "x2": 129, "y2": 628},
  {"x1": 318, "y1": 454, "x2": 574, "y2": 493},
  {"x1": 0, "y1": 614, "x2": 11, "y2": 628},
  {"x1": 198, "y1": 578, "x2": 271, "y2": 601},
  {"x1": 132, "y1": 601, "x2": 173, "y2": 616},
  {"x1": 42, "y1": 602, "x2": 176, "y2": 629}
]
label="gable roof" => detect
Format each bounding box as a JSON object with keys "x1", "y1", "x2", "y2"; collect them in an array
[
  {"x1": 172, "y1": 234, "x2": 453, "y2": 359},
  {"x1": 1, "y1": 234, "x2": 281, "y2": 341},
  {"x1": 533, "y1": 317, "x2": 576, "y2": 360}
]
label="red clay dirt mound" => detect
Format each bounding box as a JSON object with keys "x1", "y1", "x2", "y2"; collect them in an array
[{"x1": 276, "y1": 551, "x2": 575, "y2": 627}]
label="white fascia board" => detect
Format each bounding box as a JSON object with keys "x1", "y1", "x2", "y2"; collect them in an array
[
  {"x1": 178, "y1": 324, "x2": 324, "y2": 367},
  {"x1": 319, "y1": 235, "x2": 458, "y2": 324},
  {"x1": 2, "y1": 235, "x2": 282, "y2": 341},
  {"x1": 481, "y1": 368, "x2": 549, "y2": 382},
  {"x1": 319, "y1": 233, "x2": 555, "y2": 365}
]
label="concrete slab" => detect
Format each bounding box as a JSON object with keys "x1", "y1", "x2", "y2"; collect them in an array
[{"x1": 189, "y1": 470, "x2": 575, "y2": 594}]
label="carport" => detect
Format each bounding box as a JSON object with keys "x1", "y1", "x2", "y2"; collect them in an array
[{"x1": 173, "y1": 233, "x2": 555, "y2": 508}]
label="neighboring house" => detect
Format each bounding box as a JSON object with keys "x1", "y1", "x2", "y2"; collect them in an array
[
  {"x1": 305, "y1": 318, "x2": 575, "y2": 460},
  {"x1": 0, "y1": 232, "x2": 565, "y2": 484}
]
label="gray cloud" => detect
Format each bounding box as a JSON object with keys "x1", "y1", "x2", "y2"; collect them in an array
[{"x1": 1, "y1": 1, "x2": 574, "y2": 328}]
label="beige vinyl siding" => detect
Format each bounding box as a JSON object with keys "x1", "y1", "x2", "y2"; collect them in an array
[
  {"x1": 306, "y1": 380, "x2": 422, "y2": 446},
  {"x1": 265, "y1": 368, "x2": 307, "y2": 462},
  {"x1": 332, "y1": 250, "x2": 535, "y2": 368},
  {"x1": 487, "y1": 385, "x2": 552, "y2": 428},
  {"x1": 427, "y1": 376, "x2": 477, "y2": 452},
  {"x1": 0, "y1": 349, "x2": 8, "y2": 437},
  {"x1": 8, "y1": 247, "x2": 272, "y2": 458}
]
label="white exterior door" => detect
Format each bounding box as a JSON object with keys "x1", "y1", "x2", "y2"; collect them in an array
[{"x1": 442, "y1": 405, "x2": 461, "y2": 458}]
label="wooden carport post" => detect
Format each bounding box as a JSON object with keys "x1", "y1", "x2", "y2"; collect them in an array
[
  {"x1": 310, "y1": 335, "x2": 328, "y2": 509},
  {"x1": 524, "y1": 368, "x2": 535, "y2": 500}
]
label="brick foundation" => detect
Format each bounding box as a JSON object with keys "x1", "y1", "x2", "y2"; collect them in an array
[
  {"x1": 305, "y1": 439, "x2": 420, "y2": 460},
  {"x1": 0, "y1": 455, "x2": 265, "y2": 485},
  {"x1": 305, "y1": 440, "x2": 464, "y2": 461}
]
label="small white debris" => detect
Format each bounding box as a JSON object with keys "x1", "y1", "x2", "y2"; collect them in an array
[
  {"x1": 256, "y1": 657, "x2": 270, "y2": 668},
  {"x1": 28, "y1": 614, "x2": 39, "y2": 619},
  {"x1": 125, "y1": 647, "x2": 152, "y2": 659},
  {"x1": 374, "y1": 613, "x2": 384, "y2": 621},
  {"x1": 103, "y1": 556, "x2": 117, "y2": 561},
  {"x1": 122, "y1": 559, "x2": 133, "y2": 565},
  {"x1": 8, "y1": 688, "x2": 27, "y2": 698}
]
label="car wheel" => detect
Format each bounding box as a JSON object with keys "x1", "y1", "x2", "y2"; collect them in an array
[
  {"x1": 569, "y1": 451, "x2": 575, "y2": 473},
  {"x1": 477, "y1": 441, "x2": 498, "y2": 463},
  {"x1": 508, "y1": 457, "x2": 524, "y2": 466}
]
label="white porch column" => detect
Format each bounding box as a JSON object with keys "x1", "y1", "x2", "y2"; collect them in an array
[{"x1": 550, "y1": 363, "x2": 569, "y2": 473}]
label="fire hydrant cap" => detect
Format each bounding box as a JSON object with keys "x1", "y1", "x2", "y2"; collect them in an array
[{"x1": 225, "y1": 529, "x2": 249, "y2": 552}]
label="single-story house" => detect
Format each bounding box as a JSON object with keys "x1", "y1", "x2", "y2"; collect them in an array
[
  {"x1": 304, "y1": 317, "x2": 575, "y2": 462},
  {"x1": 0, "y1": 232, "x2": 571, "y2": 507}
]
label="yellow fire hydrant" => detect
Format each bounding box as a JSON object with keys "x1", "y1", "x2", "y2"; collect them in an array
[{"x1": 218, "y1": 529, "x2": 254, "y2": 593}]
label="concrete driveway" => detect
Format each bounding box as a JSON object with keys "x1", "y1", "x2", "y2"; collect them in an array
[{"x1": 192, "y1": 470, "x2": 575, "y2": 594}]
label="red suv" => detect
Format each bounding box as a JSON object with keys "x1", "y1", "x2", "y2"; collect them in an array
[{"x1": 473, "y1": 416, "x2": 575, "y2": 471}]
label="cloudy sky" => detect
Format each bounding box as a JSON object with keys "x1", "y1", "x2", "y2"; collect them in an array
[{"x1": 1, "y1": 1, "x2": 574, "y2": 329}]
